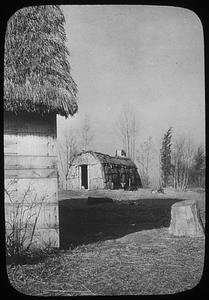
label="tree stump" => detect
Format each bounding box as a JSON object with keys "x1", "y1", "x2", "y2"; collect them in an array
[{"x1": 169, "y1": 200, "x2": 204, "y2": 237}]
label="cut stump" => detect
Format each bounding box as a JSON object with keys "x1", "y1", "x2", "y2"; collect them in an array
[{"x1": 169, "y1": 200, "x2": 204, "y2": 237}]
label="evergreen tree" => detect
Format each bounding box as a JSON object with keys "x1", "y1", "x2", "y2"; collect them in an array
[
  {"x1": 193, "y1": 146, "x2": 205, "y2": 171},
  {"x1": 160, "y1": 127, "x2": 172, "y2": 187},
  {"x1": 189, "y1": 146, "x2": 205, "y2": 187}
]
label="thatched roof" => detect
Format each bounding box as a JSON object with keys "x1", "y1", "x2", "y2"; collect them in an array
[{"x1": 4, "y1": 5, "x2": 78, "y2": 117}]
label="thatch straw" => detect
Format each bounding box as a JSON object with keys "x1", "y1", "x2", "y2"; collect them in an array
[{"x1": 4, "y1": 5, "x2": 78, "y2": 117}]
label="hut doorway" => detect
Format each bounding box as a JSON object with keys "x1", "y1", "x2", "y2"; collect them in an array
[{"x1": 81, "y1": 164, "x2": 88, "y2": 189}]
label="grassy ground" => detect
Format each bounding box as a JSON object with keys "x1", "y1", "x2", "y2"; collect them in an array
[
  {"x1": 58, "y1": 188, "x2": 205, "y2": 248},
  {"x1": 6, "y1": 188, "x2": 205, "y2": 296}
]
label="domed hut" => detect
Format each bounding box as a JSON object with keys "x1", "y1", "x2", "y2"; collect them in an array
[
  {"x1": 67, "y1": 150, "x2": 142, "y2": 190},
  {"x1": 4, "y1": 6, "x2": 78, "y2": 249}
]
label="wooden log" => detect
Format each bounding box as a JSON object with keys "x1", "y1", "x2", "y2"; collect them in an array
[{"x1": 169, "y1": 200, "x2": 204, "y2": 237}]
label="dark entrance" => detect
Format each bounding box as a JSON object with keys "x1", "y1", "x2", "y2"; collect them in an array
[{"x1": 81, "y1": 165, "x2": 88, "y2": 189}]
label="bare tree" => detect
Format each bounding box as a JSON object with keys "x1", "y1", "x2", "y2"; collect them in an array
[
  {"x1": 136, "y1": 136, "x2": 155, "y2": 187},
  {"x1": 189, "y1": 145, "x2": 205, "y2": 188},
  {"x1": 116, "y1": 104, "x2": 139, "y2": 161},
  {"x1": 79, "y1": 115, "x2": 94, "y2": 151},
  {"x1": 171, "y1": 135, "x2": 194, "y2": 191},
  {"x1": 57, "y1": 129, "x2": 79, "y2": 190}
]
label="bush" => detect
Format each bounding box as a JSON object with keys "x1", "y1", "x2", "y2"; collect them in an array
[{"x1": 5, "y1": 181, "x2": 46, "y2": 259}]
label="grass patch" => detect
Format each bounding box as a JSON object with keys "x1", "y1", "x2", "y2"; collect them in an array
[
  {"x1": 58, "y1": 196, "x2": 204, "y2": 249},
  {"x1": 6, "y1": 189, "x2": 205, "y2": 296},
  {"x1": 7, "y1": 228, "x2": 205, "y2": 295}
]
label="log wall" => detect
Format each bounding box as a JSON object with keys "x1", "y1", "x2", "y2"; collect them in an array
[{"x1": 4, "y1": 112, "x2": 59, "y2": 249}]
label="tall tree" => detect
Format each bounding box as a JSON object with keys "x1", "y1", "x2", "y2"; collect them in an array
[
  {"x1": 193, "y1": 146, "x2": 205, "y2": 172},
  {"x1": 136, "y1": 136, "x2": 155, "y2": 187},
  {"x1": 171, "y1": 135, "x2": 194, "y2": 191},
  {"x1": 189, "y1": 145, "x2": 205, "y2": 188},
  {"x1": 116, "y1": 104, "x2": 139, "y2": 161},
  {"x1": 4, "y1": 5, "x2": 78, "y2": 117},
  {"x1": 160, "y1": 127, "x2": 172, "y2": 187},
  {"x1": 79, "y1": 115, "x2": 94, "y2": 151}
]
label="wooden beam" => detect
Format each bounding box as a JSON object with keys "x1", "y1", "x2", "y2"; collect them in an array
[
  {"x1": 5, "y1": 168, "x2": 57, "y2": 179},
  {"x1": 4, "y1": 155, "x2": 57, "y2": 170}
]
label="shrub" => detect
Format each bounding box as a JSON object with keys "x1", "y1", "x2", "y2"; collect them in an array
[{"x1": 5, "y1": 181, "x2": 46, "y2": 259}]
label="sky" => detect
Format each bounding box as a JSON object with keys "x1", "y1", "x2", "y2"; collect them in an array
[{"x1": 57, "y1": 5, "x2": 205, "y2": 156}]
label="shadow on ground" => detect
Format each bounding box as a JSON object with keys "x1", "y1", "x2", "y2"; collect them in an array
[{"x1": 59, "y1": 197, "x2": 184, "y2": 249}]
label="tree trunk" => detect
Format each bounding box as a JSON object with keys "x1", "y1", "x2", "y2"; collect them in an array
[{"x1": 169, "y1": 200, "x2": 204, "y2": 237}]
